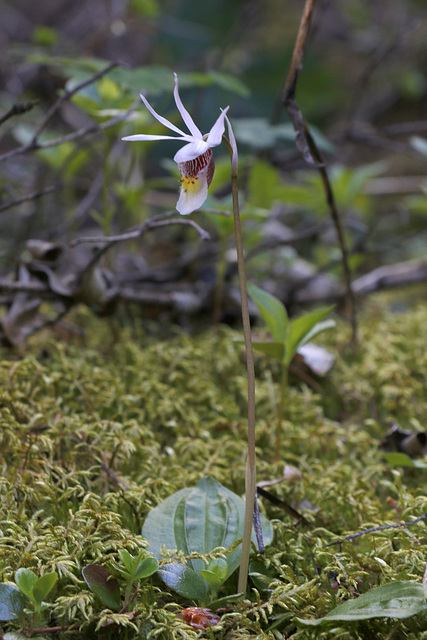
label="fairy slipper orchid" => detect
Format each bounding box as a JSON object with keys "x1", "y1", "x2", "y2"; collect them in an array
[{"x1": 123, "y1": 73, "x2": 230, "y2": 215}]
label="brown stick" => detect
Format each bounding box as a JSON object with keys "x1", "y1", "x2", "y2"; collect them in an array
[
  {"x1": 0, "y1": 100, "x2": 39, "y2": 126},
  {"x1": 282, "y1": 0, "x2": 357, "y2": 345}
]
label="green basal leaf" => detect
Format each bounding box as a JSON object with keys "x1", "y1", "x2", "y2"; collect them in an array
[
  {"x1": 286, "y1": 307, "x2": 335, "y2": 365},
  {"x1": 82, "y1": 564, "x2": 121, "y2": 611},
  {"x1": 32, "y1": 573, "x2": 57, "y2": 605},
  {"x1": 297, "y1": 581, "x2": 427, "y2": 626},
  {"x1": 132, "y1": 557, "x2": 158, "y2": 581},
  {"x1": 143, "y1": 487, "x2": 191, "y2": 558},
  {"x1": 142, "y1": 477, "x2": 273, "y2": 599},
  {"x1": 0, "y1": 583, "x2": 26, "y2": 621},
  {"x1": 14, "y1": 569, "x2": 37, "y2": 601},
  {"x1": 158, "y1": 563, "x2": 210, "y2": 604},
  {"x1": 247, "y1": 282, "x2": 288, "y2": 344}
]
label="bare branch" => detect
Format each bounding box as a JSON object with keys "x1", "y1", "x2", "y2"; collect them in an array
[
  {"x1": 0, "y1": 63, "x2": 135, "y2": 165},
  {"x1": 69, "y1": 213, "x2": 210, "y2": 288},
  {"x1": 0, "y1": 186, "x2": 57, "y2": 214},
  {"x1": 382, "y1": 120, "x2": 427, "y2": 136},
  {"x1": 31, "y1": 61, "x2": 119, "y2": 142},
  {"x1": 70, "y1": 215, "x2": 211, "y2": 247},
  {"x1": 0, "y1": 100, "x2": 39, "y2": 126},
  {"x1": 325, "y1": 512, "x2": 427, "y2": 548}
]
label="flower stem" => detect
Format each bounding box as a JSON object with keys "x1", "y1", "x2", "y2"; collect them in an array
[{"x1": 223, "y1": 135, "x2": 256, "y2": 595}]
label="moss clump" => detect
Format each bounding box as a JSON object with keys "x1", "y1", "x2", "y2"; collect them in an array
[{"x1": 1, "y1": 300, "x2": 427, "y2": 638}]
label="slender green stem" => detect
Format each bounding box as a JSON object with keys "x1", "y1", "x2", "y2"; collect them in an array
[
  {"x1": 223, "y1": 135, "x2": 256, "y2": 595},
  {"x1": 275, "y1": 366, "x2": 288, "y2": 461}
]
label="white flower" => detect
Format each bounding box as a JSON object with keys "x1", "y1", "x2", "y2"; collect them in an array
[{"x1": 123, "y1": 73, "x2": 230, "y2": 215}]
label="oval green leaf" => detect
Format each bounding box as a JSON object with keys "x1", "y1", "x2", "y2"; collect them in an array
[
  {"x1": 133, "y1": 557, "x2": 158, "y2": 581},
  {"x1": 14, "y1": 569, "x2": 37, "y2": 601},
  {"x1": 297, "y1": 581, "x2": 427, "y2": 626}
]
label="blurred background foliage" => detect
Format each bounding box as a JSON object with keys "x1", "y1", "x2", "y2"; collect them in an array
[{"x1": 1, "y1": 0, "x2": 427, "y2": 337}]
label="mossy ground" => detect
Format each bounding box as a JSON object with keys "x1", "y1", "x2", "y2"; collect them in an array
[{"x1": 1, "y1": 296, "x2": 427, "y2": 639}]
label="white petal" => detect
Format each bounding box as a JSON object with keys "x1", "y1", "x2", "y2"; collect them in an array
[
  {"x1": 205, "y1": 106, "x2": 229, "y2": 148},
  {"x1": 176, "y1": 170, "x2": 209, "y2": 215},
  {"x1": 224, "y1": 113, "x2": 238, "y2": 172},
  {"x1": 173, "y1": 139, "x2": 209, "y2": 164},
  {"x1": 173, "y1": 73, "x2": 203, "y2": 139},
  {"x1": 139, "y1": 92, "x2": 188, "y2": 137},
  {"x1": 122, "y1": 134, "x2": 195, "y2": 142}
]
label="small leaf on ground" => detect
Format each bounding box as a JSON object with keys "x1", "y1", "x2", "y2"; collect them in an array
[
  {"x1": 158, "y1": 563, "x2": 210, "y2": 603},
  {"x1": 0, "y1": 583, "x2": 26, "y2": 621},
  {"x1": 82, "y1": 564, "x2": 121, "y2": 611},
  {"x1": 296, "y1": 581, "x2": 427, "y2": 626}
]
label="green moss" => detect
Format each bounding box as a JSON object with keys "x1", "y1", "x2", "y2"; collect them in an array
[{"x1": 1, "y1": 301, "x2": 427, "y2": 638}]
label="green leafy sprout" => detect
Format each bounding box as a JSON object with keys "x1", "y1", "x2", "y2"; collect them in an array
[
  {"x1": 246, "y1": 282, "x2": 336, "y2": 458},
  {"x1": 82, "y1": 550, "x2": 158, "y2": 611}
]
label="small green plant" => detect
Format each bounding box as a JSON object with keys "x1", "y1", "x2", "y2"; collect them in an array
[
  {"x1": 112, "y1": 549, "x2": 159, "y2": 605},
  {"x1": 246, "y1": 282, "x2": 335, "y2": 459},
  {"x1": 0, "y1": 568, "x2": 58, "y2": 632},
  {"x1": 82, "y1": 550, "x2": 158, "y2": 611},
  {"x1": 15, "y1": 569, "x2": 57, "y2": 623}
]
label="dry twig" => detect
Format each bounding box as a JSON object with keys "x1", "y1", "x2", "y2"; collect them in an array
[
  {"x1": 0, "y1": 100, "x2": 39, "y2": 126},
  {"x1": 282, "y1": 0, "x2": 357, "y2": 345},
  {"x1": 0, "y1": 186, "x2": 57, "y2": 214},
  {"x1": 0, "y1": 62, "x2": 137, "y2": 164}
]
